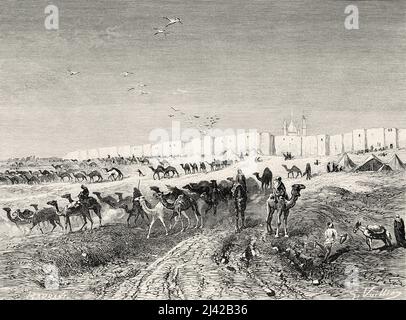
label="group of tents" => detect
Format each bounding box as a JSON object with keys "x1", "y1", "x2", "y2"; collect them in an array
[{"x1": 336, "y1": 152, "x2": 406, "y2": 172}]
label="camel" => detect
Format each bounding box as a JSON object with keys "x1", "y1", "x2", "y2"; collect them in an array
[
  {"x1": 253, "y1": 167, "x2": 273, "y2": 191},
  {"x1": 51, "y1": 164, "x2": 63, "y2": 171},
  {"x1": 149, "y1": 165, "x2": 165, "y2": 180},
  {"x1": 49, "y1": 199, "x2": 91, "y2": 232},
  {"x1": 61, "y1": 193, "x2": 102, "y2": 231},
  {"x1": 195, "y1": 192, "x2": 216, "y2": 228},
  {"x1": 105, "y1": 167, "x2": 124, "y2": 181},
  {"x1": 57, "y1": 171, "x2": 73, "y2": 182},
  {"x1": 353, "y1": 221, "x2": 392, "y2": 250},
  {"x1": 266, "y1": 184, "x2": 306, "y2": 237},
  {"x1": 87, "y1": 170, "x2": 103, "y2": 183},
  {"x1": 2, "y1": 207, "x2": 32, "y2": 230},
  {"x1": 281, "y1": 165, "x2": 302, "y2": 178},
  {"x1": 136, "y1": 195, "x2": 169, "y2": 239},
  {"x1": 30, "y1": 202, "x2": 64, "y2": 234},
  {"x1": 189, "y1": 163, "x2": 198, "y2": 174},
  {"x1": 115, "y1": 192, "x2": 133, "y2": 208},
  {"x1": 180, "y1": 163, "x2": 191, "y2": 175},
  {"x1": 119, "y1": 204, "x2": 150, "y2": 227},
  {"x1": 199, "y1": 162, "x2": 207, "y2": 173},
  {"x1": 72, "y1": 172, "x2": 88, "y2": 182},
  {"x1": 234, "y1": 184, "x2": 247, "y2": 232},
  {"x1": 93, "y1": 192, "x2": 118, "y2": 209},
  {"x1": 155, "y1": 192, "x2": 198, "y2": 230},
  {"x1": 163, "y1": 166, "x2": 179, "y2": 178}
]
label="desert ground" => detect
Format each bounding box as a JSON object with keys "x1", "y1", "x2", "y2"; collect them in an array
[{"x1": 0, "y1": 150, "x2": 405, "y2": 300}]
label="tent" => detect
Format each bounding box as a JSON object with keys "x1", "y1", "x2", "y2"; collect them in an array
[
  {"x1": 386, "y1": 154, "x2": 406, "y2": 171},
  {"x1": 337, "y1": 152, "x2": 357, "y2": 170},
  {"x1": 353, "y1": 154, "x2": 385, "y2": 172},
  {"x1": 377, "y1": 164, "x2": 392, "y2": 172}
]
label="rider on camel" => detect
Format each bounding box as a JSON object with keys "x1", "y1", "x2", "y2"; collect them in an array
[
  {"x1": 272, "y1": 176, "x2": 288, "y2": 204},
  {"x1": 232, "y1": 169, "x2": 247, "y2": 195}
]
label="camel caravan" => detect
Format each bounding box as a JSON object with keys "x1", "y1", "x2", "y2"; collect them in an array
[
  {"x1": 0, "y1": 154, "x2": 237, "y2": 185},
  {"x1": 3, "y1": 166, "x2": 306, "y2": 239}
]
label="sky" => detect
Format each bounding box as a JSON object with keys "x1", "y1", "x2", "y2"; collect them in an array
[{"x1": 0, "y1": 0, "x2": 405, "y2": 159}]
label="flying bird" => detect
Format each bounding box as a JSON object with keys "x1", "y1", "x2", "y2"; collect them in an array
[
  {"x1": 67, "y1": 69, "x2": 80, "y2": 76},
  {"x1": 171, "y1": 107, "x2": 180, "y2": 112},
  {"x1": 193, "y1": 115, "x2": 200, "y2": 118},
  {"x1": 168, "y1": 114, "x2": 174, "y2": 118},
  {"x1": 128, "y1": 87, "x2": 135, "y2": 91},
  {"x1": 163, "y1": 17, "x2": 182, "y2": 28},
  {"x1": 153, "y1": 28, "x2": 170, "y2": 36},
  {"x1": 121, "y1": 71, "x2": 134, "y2": 77}
]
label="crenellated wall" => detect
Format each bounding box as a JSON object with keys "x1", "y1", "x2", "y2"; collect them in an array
[{"x1": 64, "y1": 127, "x2": 406, "y2": 160}]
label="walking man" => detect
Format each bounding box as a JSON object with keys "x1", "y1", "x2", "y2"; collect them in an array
[
  {"x1": 323, "y1": 222, "x2": 338, "y2": 262},
  {"x1": 394, "y1": 215, "x2": 406, "y2": 247}
]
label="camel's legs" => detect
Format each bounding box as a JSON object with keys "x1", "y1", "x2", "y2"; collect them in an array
[
  {"x1": 283, "y1": 214, "x2": 289, "y2": 237},
  {"x1": 79, "y1": 216, "x2": 88, "y2": 231},
  {"x1": 147, "y1": 217, "x2": 156, "y2": 239},
  {"x1": 275, "y1": 213, "x2": 281, "y2": 238},
  {"x1": 55, "y1": 219, "x2": 64, "y2": 230},
  {"x1": 181, "y1": 211, "x2": 190, "y2": 230},
  {"x1": 49, "y1": 220, "x2": 57, "y2": 232},
  {"x1": 158, "y1": 217, "x2": 168, "y2": 236}
]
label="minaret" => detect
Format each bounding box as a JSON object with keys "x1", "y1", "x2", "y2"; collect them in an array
[
  {"x1": 302, "y1": 115, "x2": 307, "y2": 136},
  {"x1": 283, "y1": 120, "x2": 287, "y2": 136}
]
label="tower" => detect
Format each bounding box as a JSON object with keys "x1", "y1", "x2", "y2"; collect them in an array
[
  {"x1": 302, "y1": 115, "x2": 307, "y2": 136},
  {"x1": 283, "y1": 120, "x2": 287, "y2": 136}
]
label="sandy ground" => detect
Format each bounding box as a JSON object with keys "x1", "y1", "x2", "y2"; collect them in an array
[{"x1": 0, "y1": 150, "x2": 405, "y2": 300}]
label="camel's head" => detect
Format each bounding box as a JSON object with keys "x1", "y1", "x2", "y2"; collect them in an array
[
  {"x1": 30, "y1": 204, "x2": 38, "y2": 210},
  {"x1": 182, "y1": 184, "x2": 192, "y2": 190},
  {"x1": 150, "y1": 186, "x2": 162, "y2": 194},
  {"x1": 2, "y1": 207, "x2": 11, "y2": 213},
  {"x1": 46, "y1": 200, "x2": 58, "y2": 207},
  {"x1": 353, "y1": 221, "x2": 361, "y2": 233},
  {"x1": 61, "y1": 193, "x2": 71, "y2": 199},
  {"x1": 291, "y1": 184, "x2": 306, "y2": 197},
  {"x1": 93, "y1": 192, "x2": 101, "y2": 196},
  {"x1": 115, "y1": 192, "x2": 123, "y2": 196}
]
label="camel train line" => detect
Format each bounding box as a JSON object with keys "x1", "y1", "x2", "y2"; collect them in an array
[
  {"x1": 0, "y1": 155, "x2": 238, "y2": 185},
  {"x1": 2, "y1": 162, "x2": 391, "y2": 253}
]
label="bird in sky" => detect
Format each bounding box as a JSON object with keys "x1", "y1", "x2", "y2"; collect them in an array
[
  {"x1": 171, "y1": 107, "x2": 180, "y2": 112},
  {"x1": 168, "y1": 114, "x2": 174, "y2": 118},
  {"x1": 163, "y1": 17, "x2": 183, "y2": 28},
  {"x1": 193, "y1": 115, "x2": 200, "y2": 118},
  {"x1": 121, "y1": 71, "x2": 134, "y2": 77},
  {"x1": 153, "y1": 28, "x2": 170, "y2": 36},
  {"x1": 67, "y1": 69, "x2": 80, "y2": 76},
  {"x1": 128, "y1": 87, "x2": 135, "y2": 91}
]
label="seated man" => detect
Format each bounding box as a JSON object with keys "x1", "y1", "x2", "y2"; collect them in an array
[
  {"x1": 231, "y1": 169, "x2": 247, "y2": 195},
  {"x1": 272, "y1": 176, "x2": 288, "y2": 204}
]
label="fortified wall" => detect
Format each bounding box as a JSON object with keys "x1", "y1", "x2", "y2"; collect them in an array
[{"x1": 64, "y1": 115, "x2": 406, "y2": 160}]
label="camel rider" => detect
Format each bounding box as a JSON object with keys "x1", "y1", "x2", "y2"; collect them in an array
[
  {"x1": 273, "y1": 177, "x2": 288, "y2": 204},
  {"x1": 78, "y1": 185, "x2": 90, "y2": 205},
  {"x1": 233, "y1": 169, "x2": 247, "y2": 193}
]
